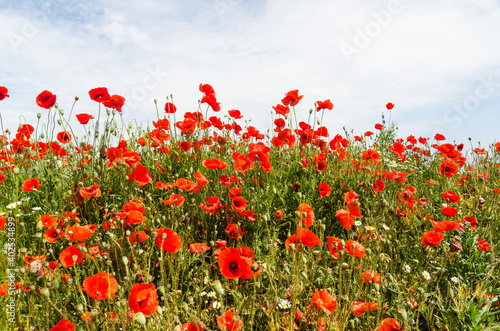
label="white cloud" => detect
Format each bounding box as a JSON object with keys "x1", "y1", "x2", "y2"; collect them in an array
[{"x1": 1, "y1": 0, "x2": 500, "y2": 146}]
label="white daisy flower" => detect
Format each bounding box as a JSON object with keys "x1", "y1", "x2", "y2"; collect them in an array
[
  {"x1": 451, "y1": 277, "x2": 459, "y2": 283},
  {"x1": 278, "y1": 299, "x2": 291, "y2": 309},
  {"x1": 382, "y1": 224, "x2": 390, "y2": 230},
  {"x1": 365, "y1": 225, "x2": 375, "y2": 231},
  {"x1": 20, "y1": 197, "x2": 30, "y2": 202},
  {"x1": 207, "y1": 291, "x2": 216, "y2": 298},
  {"x1": 212, "y1": 300, "x2": 221, "y2": 309},
  {"x1": 200, "y1": 291, "x2": 207, "y2": 296},
  {"x1": 422, "y1": 271, "x2": 431, "y2": 280},
  {"x1": 404, "y1": 264, "x2": 411, "y2": 273},
  {"x1": 354, "y1": 221, "x2": 362, "y2": 226}
]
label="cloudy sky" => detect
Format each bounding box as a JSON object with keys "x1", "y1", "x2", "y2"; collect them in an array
[{"x1": 1, "y1": 0, "x2": 500, "y2": 150}]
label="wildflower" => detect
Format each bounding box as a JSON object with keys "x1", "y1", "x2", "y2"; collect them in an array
[
  {"x1": 189, "y1": 243, "x2": 211, "y2": 254},
  {"x1": 382, "y1": 224, "x2": 390, "y2": 230},
  {"x1": 88, "y1": 87, "x2": 110, "y2": 103},
  {"x1": 22, "y1": 178, "x2": 41, "y2": 192},
  {"x1": 50, "y1": 319, "x2": 76, "y2": 331},
  {"x1": 217, "y1": 309, "x2": 243, "y2": 331},
  {"x1": 278, "y1": 298, "x2": 291, "y2": 309},
  {"x1": 404, "y1": 264, "x2": 411, "y2": 273},
  {"x1": 212, "y1": 300, "x2": 222, "y2": 309},
  {"x1": 154, "y1": 228, "x2": 182, "y2": 253},
  {"x1": 281, "y1": 90, "x2": 303, "y2": 107},
  {"x1": 477, "y1": 239, "x2": 492, "y2": 252},
  {"x1": 421, "y1": 230, "x2": 444, "y2": 247},
  {"x1": 181, "y1": 322, "x2": 204, "y2": 331},
  {"x1": 129, "y1": 283, "x2": 159, "y2": 315},
  {"x1": 352, "y1": 301, "x2": 378, "y2": 316},
  {"x1": 297, "y1": 203, "x2": 315, "y2": 227},
  {"x1": 36, "y1": 90, "x2": 56, "y2": 109},
  {"x1": 82, "y1": 272, "x2": 119, "y2": 300},
  {"x1": 318, "y1": 182, "x2": 331, "y2": 198},
  {"x1": 0, "y1": 86, "x2": 9, "y2": 100},
  {"x1": 386, "y1": 102, "x2": 394, "y2": 110},
  {"x1": 422, "y1": 271, "x2": 431, "y2": 280},
  {"x1": 378, "y1": 318, "x2": 402, "y2": 331},
  {"x1": 451, "y1": 277, "x2": 459, "y2": 283},
  {"x1": 307, "y1": 289, "x2": 338, "y2": 315},
  {"x1": 345, "y1": 239, "x2": 365, "y2": 258},
  {"x1": 207, "y1": 291, "x2": 217, "y2": 298},
  {"x1": 218, "y1": 247, "x2": 250, "y2": 279},
  {"x1": 76, "y1": 113, "x2": 93, "y2": 124},
  {"x1": 365, "y1": 225, "x2": 375, "y2": 231},
  {"x1": 354, "y1": 221, "x2": 362, "y2": 226},
  {"x1": 373, "y1": 179, "x2": 385, "y2": 193}
]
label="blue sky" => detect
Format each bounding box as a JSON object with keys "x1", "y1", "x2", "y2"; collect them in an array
[{"x1": 1, "y1": 0, "x2": 500, "y2": 150}]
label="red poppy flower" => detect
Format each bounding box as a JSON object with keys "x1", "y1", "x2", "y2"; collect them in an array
[
  {"x1": 432, "y1": 220, "x2": 460, "y2": 232},
  {"x1": 122, "y1": 201, "x2": 145, "y2": 213},
  {"x1": 273, "y1": 104, "x2": 289, "y2": 116},
  {"x1": 297, "y1": 203, "x2": 315, "y2": 227},
  {"x1": 345, "y1": 239, "x2": 365, "y2": 258},
  {"x1": 318, "y1": 182, "x2": 331, "y2": 198},
  {"x1": 75, "y1": 113, "x2": 93, "y2": 124},
  {"x1": 45, "y1": 228, "x2": 62, "y2": 243},
  {"x1": 128, "y1": 283, "x2": 159, "y2": 315},
  {"x1": 477, "y1": 238, "x2": 491, "y2": 252},
  {"x1": 202, "y1": 158, "x2": 227, "y2": 170},
  {"x1": 41, "y1": 214, "x2": 58, "y2": 228},
  {"x1": 82, "y1": 272, "x2": 119, "y2": 300},
  {"x1": 102, "y1": 94, "x2": 125, "y2": 112},
  {"x1": 375, "y1": 123, "x2": 383, "y2": 130},
  {"x1": 79, "y1": 184, "x2": 101, "y2": 200},
  {"x1": 434, "y1": 133, "x2": 446, "y2": 141},
  {"x1": 307, "y1": 289, "x2": 338, "y2": 315},
  {"x1": 378, "y1": 318, "x2": 402, "y2": 331},
  {"x1": 228, "y1": 109, "x2": 243, "y2": 119},
  {"x1": 275, "y1": 209, "x2": 283, "y2": 220},
  {"x1": 281, "y1": 90, "x2": 303, "y2": 107},
  {"x1": 88, "y1": 87, "x2": 110, "y2": 103},
  {"x1": 194, "y1": 171, "x2": 209, "y2": 186},
  {"x1": 176, "y1": 178, "x2": 196, "y2": 191},
  {"x1": 336, "y1": 209, "x2": 354, "y2": 230},
  {"x1": 65, "y1": 224, "x2": 97, "y2": 241},
  {"x1": 0, "y1": 216, "x2": 6, "y2": 230},
  {"x1": 442, "y1": 205, "x2": 458, "y2": 217},
  {"x1": 326, "y1": 236, "x2": 343, "y2": 259},
  {"x1": 59, "y1": 244, "x2": 86, "y2": 268},
  {"x1": 128, "y1": 231, "x2": 150, "y2": 244},
  {"x1": 421, "y1": 230, "x2": 444, "y2": 247},
  {"x1": 440, "y1": 159, "x2": 458, "y2": 177},
  {"x1": 154, "y1": 228, "x2": 182, "y2": 253},
  {"x1": 217, "y1": 309, "x2": 244, "y2": 331},
  {"x1": 442, "y1": 191, "x2": 460, "y2": 203},
  {"x1": 189, "y1": 243, "x2": 211, "y2": 254},
  {"x1": 199, "y1": 83, "x2": 215, "y2": 95},
  {"x1": 22, "y1": 178, "x2": 41, "y2": 192},
  {"x1": 163, "y1": 194, "x2": 185, "y2": 206},
  {"x1": 164, "y1": 102, "x2": 177, "y2": 113},
  {"x1": 57, "y1": 131, "x2": 72, "y2": 144},
  {"x1": 36, "y1": 90, "x2": 56, "y2": 109},
  {"x1": 231, "y1": 196, "x2": 247, "y2": 212},
  {"x1": 50, "y1": 319, "x2": 76, "y2": 331},
  {"x1": 361, "y1": 270, "x2": 382, "y2": 285},
  {"x1": 386, "y1": 102, "x2": 394, "y2": 110},
  {"x1": 373, "y1": 180, "x2": 385, "y2": 193},
  {"x1": 0, "y1": 86, "x2": 10, "y2": 101},
  {"x1": 218, "y1": 247, "x2": 250, "y2": 279},
  {"x1": 316, "y1": 99, "x2": 333, "y2": 111},
  {"x1": 297, "y1": 227, "x2": 322, "y2": 247},
  {"x1": 352, "y1": 301, "x2": 378, "y2": 316},
  {"x1": 226, "y1": 223, "x2": 244, "y2": 240},
  {"x1": 181, "y1": 322, "x2": 204, "y2": 331}
]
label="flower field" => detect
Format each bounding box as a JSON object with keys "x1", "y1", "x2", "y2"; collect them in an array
[{"x1": 0, "y1": 85, "x2": 499, "y2": 330}]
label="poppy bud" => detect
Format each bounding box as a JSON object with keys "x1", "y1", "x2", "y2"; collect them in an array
[
  {"x1": 122, "y1": 256, "x2": 129, "y2": 265},
  {"x1": 212, "y1": 280, "x2": 224, "y2": 295},
  {"x1": 250, "y1": 263, "x2": 260, "y2": 272},
  {"x1": 13, "y1": 167, "x2": 19, "y2": 175},
  {"x1": 300, "y1": 271, "x2": 308, "y2": 279},
  {"x1": 37, "y1": 113, "x2": 42, "y2": 118},
  {"x1": 398, "y1": 308, "x2": 407, "y2": 321},
  {"x1": 59, "y1": 109, "x2": 64, "y2": 115},
  {"x1": 76, "y1": 303, "x2": 84, "y2": 313},
  {"x1": 41, "y1": 287, "x2": 50, "y2": 298},
  {"x1": 133, "y1": 312, "x2": 146, "y2": 325},
  {"x1": 52, "y1": 280, "x2": 59, "y2": 290}
]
